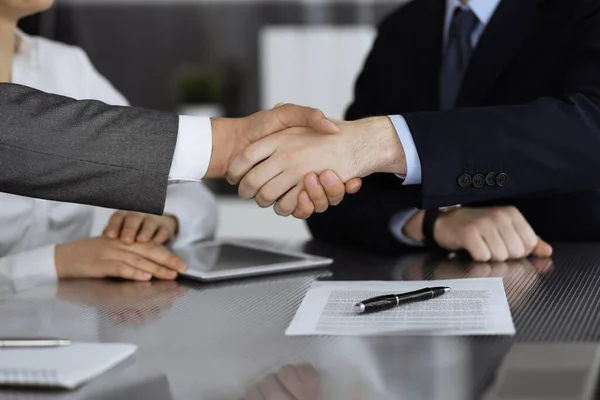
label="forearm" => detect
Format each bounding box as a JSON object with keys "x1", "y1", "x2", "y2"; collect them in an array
[
  {"x1": 0, "y1": 245, "x2": 58, "y2": 293},
  {"x1": 406, "y1": 94, "x2": 600, "y2": 208},
  {"x1": 0, "y1": 83, "x2": 178, "y2": 214}
]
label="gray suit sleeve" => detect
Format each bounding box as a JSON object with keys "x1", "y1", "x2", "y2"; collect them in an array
[{"x1": 0, "y1": 83, "x2": 179, "y2": 215}]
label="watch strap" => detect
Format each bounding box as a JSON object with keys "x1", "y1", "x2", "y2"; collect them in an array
[{"x1": 423, "y1": 208, "x2": 441, "y2": 248}]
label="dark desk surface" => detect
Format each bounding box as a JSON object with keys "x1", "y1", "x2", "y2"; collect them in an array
[{"x1": 2, "y1": 240, "x2": 600, "y2": 400}]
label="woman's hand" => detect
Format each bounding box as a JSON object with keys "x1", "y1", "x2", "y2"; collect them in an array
[
  {"x1": 55, "y1": 237, "x2": 187, "y2": 281},
  {"x1": 103, "y1": 211, "x2": 179, "y2": 244}
]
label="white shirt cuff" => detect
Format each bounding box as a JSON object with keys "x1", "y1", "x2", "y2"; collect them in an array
[
  {"x1": 168, "y1": 116, "x2": 212, "y2": 182},
  {"x1": 388, "y1": 115, "x2": 422, "y2": 185},
  {"x1": 163, "y1": 182, "x2": 218, "y2": 249},
  {"x1": 389, "y1": 208, "x2": 425, "y2": 247},
  {"x1": 0, "y1": 245, "x2": 58, "y2": 292}
]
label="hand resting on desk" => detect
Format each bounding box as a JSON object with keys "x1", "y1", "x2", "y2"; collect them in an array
[
  {"x1": 103, "y1": 210, "x2": 179, "y2": 245},
  {"x1": 403, "y1": 206, "x2": 553, "y2": 262},
  {"x1": 55, "y1": 237, "x2": 187, "y2": 281}
]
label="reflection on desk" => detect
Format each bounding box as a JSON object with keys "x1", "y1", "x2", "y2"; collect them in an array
[
  {"x1": 400, "y1": 255, "x2": 552, "y2": 309},
  {"x1": 56, "y1": 280, "x2": 188, "y2": 326},
  {"x1": 3, "y1": 241, "x2": 600, "y2": 400}
]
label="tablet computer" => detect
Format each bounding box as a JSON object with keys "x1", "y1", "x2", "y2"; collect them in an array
[{"x1": 177, "y1": 240, "x2": 333, "y2": 282}]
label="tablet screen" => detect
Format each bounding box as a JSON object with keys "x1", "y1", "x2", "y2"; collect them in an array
[{"x1": 181, "y1": 243, "x2": 306, "y2": 273}]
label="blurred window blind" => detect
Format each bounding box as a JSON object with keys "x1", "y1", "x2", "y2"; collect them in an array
[{"x1": 260, "y1": 26, "x2": 376, "y2": 119}]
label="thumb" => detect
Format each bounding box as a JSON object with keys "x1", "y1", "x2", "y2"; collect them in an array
[
  {"x1": 532, "y1": 236, "x2": 553, "y2": 258},
  {"x1": 272, "y1": 103, "x2": 339, "y2": 134},
  {"x1": 344, "y1": 178, "x2": 363, "y2": 194}
]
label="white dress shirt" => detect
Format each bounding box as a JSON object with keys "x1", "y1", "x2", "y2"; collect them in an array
[
  {"x1": 0, "y1": 30, "x2": 218, "y2": 284},
  {"x1": 389, "y1": 0, "x2": 501, "y2": 245}
]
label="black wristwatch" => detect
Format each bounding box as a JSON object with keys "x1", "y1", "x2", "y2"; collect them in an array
[
  {"x1": 422, "y1": 205, "x2": 461, "y2": 248},
  {"x1": 422, "y1": 209, "x2": 440, "y2": 247}
]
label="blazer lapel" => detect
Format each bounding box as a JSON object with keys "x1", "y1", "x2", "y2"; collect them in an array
[{"x1": 456, "y1": 0, "x2": 540, "y2": 107}]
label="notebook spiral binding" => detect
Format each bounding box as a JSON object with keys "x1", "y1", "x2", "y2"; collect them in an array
[{"x1": 0, "y1": 368, "x2": 59, "y2": 387}]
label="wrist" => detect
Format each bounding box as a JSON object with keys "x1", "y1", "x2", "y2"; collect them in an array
[
  {"x1": 432, "y1": 205, "x2": 461, "y2": 245},
  {"x1": 403, "y1": 210, "x2": 426, "y2": 243},
  {"x1": 54, "y1": 243, "x2": 69, "y2": 278},
  {"x1": 352, "y1": 117, "x2": 407, "y2": 176},
  {"x1": 206, "y1": 118, "x2": 243, "y2": 179}
]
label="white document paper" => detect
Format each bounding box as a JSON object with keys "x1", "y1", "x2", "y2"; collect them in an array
[
  {"x1": 0, "y1": 342, "x2": 137, "y2": 389},
  {"x1": 286, "y1": 278, "x2": 515, "y2": 336}
]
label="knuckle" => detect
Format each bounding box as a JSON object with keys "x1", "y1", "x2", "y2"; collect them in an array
[
  {"x1": 525, "y1": 237, "x2": 538, "y2": 249},
  {"x1": 460, "y1": 225, "x2": 479, "y2": 239},
  {"x1": 241, "y1": 147, "x2": 256, "y2": 163},
  {"x1": 130, "y1": 255, "x2": 144, "y2": 266},
  {"x1": 256, "y1": 190, "x2": 276, "y2": 207},
  {"x1": 487, "y1": 209, "x2": 502, "y2": 219},
  {"x1": 311, "y1": 108, "x2": 324, "y2": 119},
  {"x1": 469, "y1": 247, "x2": 489, "y2": 262},
  {"x1": 243, "y1": 175, "x2": 260, "y2": 192},
  {"x1": 117, "y1": 264, "x2": 131, "y2": 277},
  {"x1": 275, "y1": 202, "x2": 294, "y2": 216},
  {"x1": 503, "y1": 205, "x2": 519, "y2": 215}
]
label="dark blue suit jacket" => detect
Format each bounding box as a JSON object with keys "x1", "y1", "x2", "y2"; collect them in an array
[{"x1": 308, "y1": 0, "x2": 600, "y2": 253}]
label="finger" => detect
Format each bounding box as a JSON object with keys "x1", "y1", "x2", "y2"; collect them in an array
[
  {"x1": 254, "y1": 171, "x2": 299, "y2": 209},
  {"x1": 259, "y1": 373, "x2": 296, "y2": 400},
  {"x1": 532, "y1": 237, "x2": 553, "y2": 258},
  {"x1": 103, "y1": 261, "x2": 153, "y2": 281},
  {"x1": 305, "y1": 173, "x2": 329, "y2": 212},
  {"x1": 126, "y1": 242, "x2": 187, "y2": 273},
  {"x1": 244, "y1": 385, "x2": 265, "y2": 400},
  {"x1": 153, "y1": 228, "x2": 173, "y2": 244},
  {"x1": 276, "y1": 365, "x2": 306, "y2": 399},
  {"x1": 116, "y1": 249, "x2": 179, "y2": 280},
  {"x1": 137, "y1": 219, "x2": 159, "y2": 243},
  {"x1": 345, "y1": 178, "x2": 363, "y2": 195},
  {"x1": 292, "y1": 191, "x2": 315, "y2": 220},
  {"x1": 318, "y1": 170, "x2": 346, "y2": 207},
  {"x1": 228, "y1": 137, "x2": 279, "y2": 187},
  {"x1": 461, "y1": 228, "x2": 492, "y2": 262},
  {"x1": 295, "y1": 363, "x2": 320, "y2": 398},
  {"x1": 480, "y1": 225, "x2": 510, "y2": 261},
  {"x1": 103, "y1": 211, "x2": 126, "y2": 239},
  {"x1": 495, "y1": 218, "x2": 527, "y2": 259},
  {"x1": 274, "y1": 185, "x2": 303, "y2": 217},
  {"x1": 121, "y1": 213, "x2": 146, "y2": 244},
  {"x1": 510, "y1": 208, "x2": 539, "y2": 254},
  {"x1": 272, "y1": 103, "x2": 338, "y2": 134}
]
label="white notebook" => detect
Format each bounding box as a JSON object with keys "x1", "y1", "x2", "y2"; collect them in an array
[{"x1": 0, "y1": 342, "x2": 137, "y2": 389}]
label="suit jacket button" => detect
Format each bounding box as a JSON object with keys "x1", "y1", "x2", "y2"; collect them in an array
[
  {"x1": 485, "y1": 172, "x2": 496, "y2": 187},
  {"x1": 496, "y1": 173, "x2": 508, "y2": 187},
  {"x1": 473, "y1": 174, "x2": 485, "y2": 188},
  {"x1": 458, "y1": 174, "x2": 472, "y2": 188}
]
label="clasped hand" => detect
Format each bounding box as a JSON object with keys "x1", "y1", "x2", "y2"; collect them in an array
[{"x1": 224, "y1": 105, "x2": 404, "y2": 219}]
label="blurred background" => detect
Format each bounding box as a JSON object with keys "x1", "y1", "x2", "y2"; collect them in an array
[{"x1": 19, "y1": 0, "x2": 405, "y2": 240}]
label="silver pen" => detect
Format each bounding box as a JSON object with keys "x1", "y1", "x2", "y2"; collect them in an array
[{"x1": 0, "y1": 339, "x2": 71, "y2": 348}]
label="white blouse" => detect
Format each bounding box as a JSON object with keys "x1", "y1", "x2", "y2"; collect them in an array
[{"x1": 0, "y1": 30, "x2": 218, "y2": 288}]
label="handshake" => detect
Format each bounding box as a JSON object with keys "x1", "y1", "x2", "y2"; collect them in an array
[{"x1": 208, "y1": 103, "x2": 408, "y2": 219}]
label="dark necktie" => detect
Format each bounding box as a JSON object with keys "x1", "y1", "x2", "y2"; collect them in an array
[{"x1": 439, "y1": 7, "x2": 480, "y2": 110}]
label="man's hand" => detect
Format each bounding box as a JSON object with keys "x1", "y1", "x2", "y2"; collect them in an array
[
  {"x1": 227, "y1": 117, "x2": 405, "y2": 214},
  {"x1": 403, "y1": 206, "x2": 553, "y2": 262},
  {"x1": 103, "y1": 211, "x2": 178, "y2": 245},
  {"x1": 207, "y1": 104, "x2": 339, "y2": 179},
  {"x1": 291, "y1": 171, "x2": 362, "y2": 219},
  {"x1": 55, "y1": 237, "x2": 187, "y2": 281}
]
